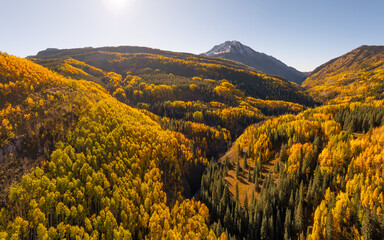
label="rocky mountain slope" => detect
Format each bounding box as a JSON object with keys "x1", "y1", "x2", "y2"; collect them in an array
[{"x1": 202, "y1": 41, "x2": 306, "y2": 84}]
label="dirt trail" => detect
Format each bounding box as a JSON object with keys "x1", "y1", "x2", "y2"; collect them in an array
[{"x1": 220, "y1": 144, "x2": 278, "y2": 206}]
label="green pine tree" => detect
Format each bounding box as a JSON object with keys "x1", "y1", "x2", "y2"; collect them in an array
[
  {"x1": 243, "y1": 153, "x2": 248, "y2": 169},
  {"x1": 260, "y1": 215, "x2": 269, "y2": 240},
  {"x1": 325, "y1": 210, "x2": 333, "y2": 240},
  {"x1": 244, "y1": 192, "x2": 249, "y2": 210},
  {"x1": 362, "y1": 213, "x2": 372, "y2": 240}
]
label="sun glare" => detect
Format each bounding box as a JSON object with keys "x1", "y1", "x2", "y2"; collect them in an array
[{"x1": 103, "y1": 0, "x2": 134, "y2": 15}]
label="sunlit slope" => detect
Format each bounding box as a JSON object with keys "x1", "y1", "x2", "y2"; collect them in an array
[
  {"x1": 0, "y1": 53, "x2": 215, "y2": 239},
  {"x1": 32, "y1": 46, "x2": 315, "y2": 106},
  {"x1": 0, "y1": 52, "x2": 109, "y2": 201},
  {"x1": 303, "y1": 45, "x2": 384, "y2": 103}
]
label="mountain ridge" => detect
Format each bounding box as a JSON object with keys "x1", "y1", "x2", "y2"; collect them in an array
[
  {"x1": 201, "y1": 41, "x2": 306, "y2": 84},
  {"x1": 303, "y1": 45, "x2": 384, "y2": 103},
  {"x1": 30, "y1": 45, "x2": 315, "y2": 106}
]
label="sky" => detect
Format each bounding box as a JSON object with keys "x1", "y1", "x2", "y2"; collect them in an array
[{"x1": 1, "y1": 0, "x2": 384, "y2": 72}]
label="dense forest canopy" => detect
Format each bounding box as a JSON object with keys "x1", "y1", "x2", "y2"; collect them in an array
[
  {"x1": 1, "y1": 44, "x2": 384, "y2": 239},
  {"x1": 202, "y1": 101, "x2": 384, "y2": 239},
  {"x1": 0, "y1": 53, "x2": 215, "y2": 239},
  {"x1": 31, "y1": 47, "x2": 312, "y2": 160}
]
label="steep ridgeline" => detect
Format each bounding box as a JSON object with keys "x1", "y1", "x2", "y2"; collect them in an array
[
  {"x1": 31, "y1": 46, "x2": 314, "y2": 159},
  {"x1": 303, "y1": 45, "x2": 384, "y2": 103},
  {"x1": 0, "y1": 53, "x2": 217, "y2": 239},
  {"x1": 31, "y1": 46, "x2": 312, "y2": 105},
  {"x1": 202, "y1": 41, "x2": 306, "y2": 84}
]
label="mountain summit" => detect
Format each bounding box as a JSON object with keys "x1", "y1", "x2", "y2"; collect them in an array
[
  {"x1": 203, "y1": 40, "x2": 256, "y2": 56},
  {"x1": 202, "y1": 41, "x2": 306, "y2": 84}
]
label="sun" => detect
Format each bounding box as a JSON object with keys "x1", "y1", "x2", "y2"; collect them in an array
[{"x1": 103, "y1": 0, "x2": 134, "y2": 15}]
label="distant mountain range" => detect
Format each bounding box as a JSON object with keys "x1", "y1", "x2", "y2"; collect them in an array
[{"x1": 201, "y1": 41, "x2": 306, "y2": 84}]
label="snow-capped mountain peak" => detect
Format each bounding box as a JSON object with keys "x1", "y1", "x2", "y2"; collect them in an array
[
  {"x1": 201, "y1": 41, "x2": 306, "y2": 84},
  {"x1": 204, "y1": 40, "x2": 256, "y2": 56}
]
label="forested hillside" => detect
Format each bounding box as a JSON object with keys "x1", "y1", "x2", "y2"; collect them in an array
[
  {"x1": 0, "y1": 53, "x2": 217, "y2": 239},
  {"x1": 2, "y1": 43, "x2": 384, "y2": 240},
  {"x1": 32, "y1": 46, "x2": 314, "y2": 106},
  {"x1": 303, "y1": 45, "x2": 384, "y2": 103},
  {"x1": 201, "y1": 101, "x2": 384, "y2": 239},
  {"x1": 31, "y1": 47, "x2": 313, "y2": 159},
  {"x1": 197, "y1": 45, "x2": 384, "y2": 239},
  {"x1": 0, "y1": 53, "x2": 110, "y2": 203}
]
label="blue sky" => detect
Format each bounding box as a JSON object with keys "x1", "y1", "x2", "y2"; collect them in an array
[{"x1": 1, "y1": 0, "x2": 384, "y2": 71}]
